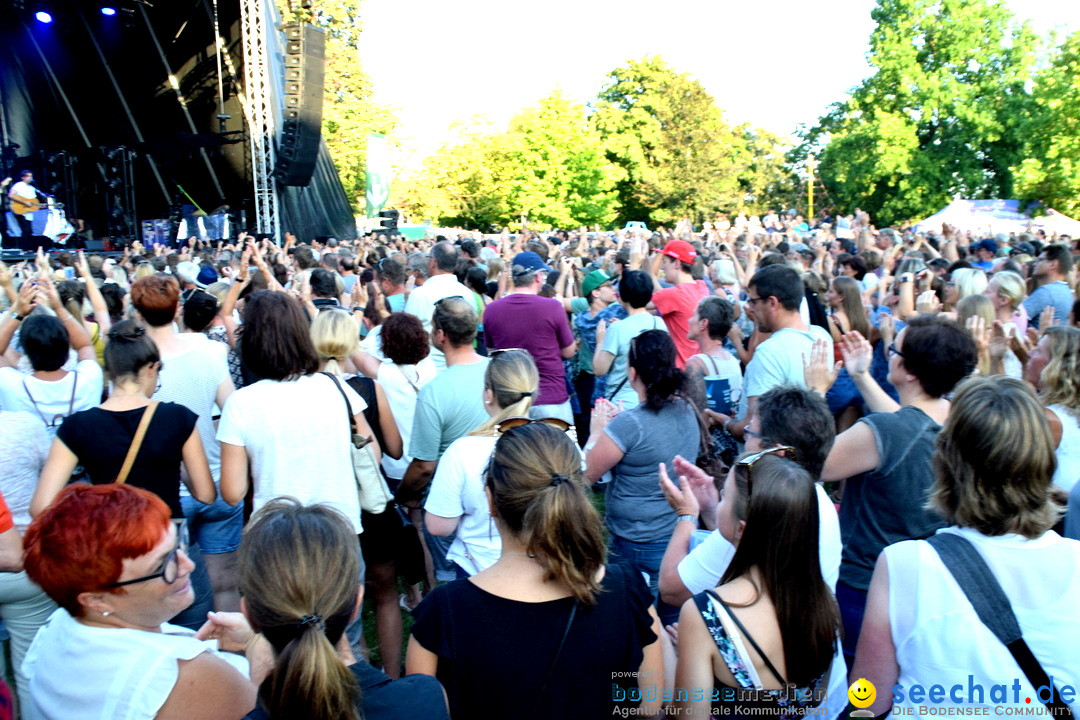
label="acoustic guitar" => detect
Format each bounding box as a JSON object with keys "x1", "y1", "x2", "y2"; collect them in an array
[{"x1": 10, "y1": 197, "x2": 47, "y2": 215}]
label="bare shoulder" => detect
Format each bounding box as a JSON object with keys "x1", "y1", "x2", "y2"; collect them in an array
[{"x1": 155, "y1": 650, "x2": 256, "y2": 720}]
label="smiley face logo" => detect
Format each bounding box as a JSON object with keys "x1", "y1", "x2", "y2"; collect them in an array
[{"x1": 848, "y1": 678, "x2": 876, "y2": 709}]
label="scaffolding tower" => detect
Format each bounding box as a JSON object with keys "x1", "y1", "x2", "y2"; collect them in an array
[{"x1": 240, "y1": 0, "x2": 280, "y2": 240}]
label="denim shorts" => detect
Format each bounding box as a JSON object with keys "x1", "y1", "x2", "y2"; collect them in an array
[{"x1": 181, "y1": 493, "x2": 244, "y2": 554}]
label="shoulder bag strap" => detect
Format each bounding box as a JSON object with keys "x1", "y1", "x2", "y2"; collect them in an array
[
  {"x1": 705, "y1": 589, "x2": 787, "y2": 688},
  {"x1": 927, "y1": 533, "x2": 1072, "y2": 717},
  {"x1": 321, "y1": 371, "x2": 357, "y2": 433},
  {"x1": 397, "y1": 363, "x2": 421, "y2": 394},
  {"x1": 67, "y1": 370, "x2": 78, "y2": 415},
  {"x1": 116, "y1": 401, "x2": 159, "y2": 484},
  {"x1": 21, "y1": 378, "x2": 50, "y2": 426},
  {"x1": 527, "y1": 599, "x2": 578, "y2": 720}
]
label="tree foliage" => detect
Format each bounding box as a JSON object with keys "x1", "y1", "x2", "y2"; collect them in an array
[
  {"x1": 1013, "y1": 30, "x2": 1080, "y2": 217},
  {"x1": 400, "y1": 92, "x2": 618, "y2": 230},
  {"x1": 592, "y1": 57, "x2": 784, "y2": 226},
  {"x1": 804, "y1": 0, "x2": 1038, "y2": 225}
]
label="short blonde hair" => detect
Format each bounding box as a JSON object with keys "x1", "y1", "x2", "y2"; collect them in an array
[
  {"x1": 991, "y1": 271, "x2": 1026, "y2": 310},
  {"x1": 951, "y1": 268, "x2": 988, "y2": 301},
  {"x1": 930, "y1": 376, "x2": 1059, "y2": 538}
]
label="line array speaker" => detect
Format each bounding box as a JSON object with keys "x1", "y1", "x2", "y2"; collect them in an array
[{"x1": 273, "y1": 23, "x2": 325, "y2": 187}]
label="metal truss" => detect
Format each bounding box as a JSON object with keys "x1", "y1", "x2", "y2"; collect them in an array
[{"x1": 240, "y1": 0, "x2": 280, "y2": 240}]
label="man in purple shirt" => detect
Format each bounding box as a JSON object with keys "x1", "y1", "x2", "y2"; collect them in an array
[{"x1": 483, "y1": 251, "x2": 578, "y2": 423}]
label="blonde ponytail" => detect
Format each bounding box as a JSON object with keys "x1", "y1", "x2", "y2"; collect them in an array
[
  {"x1": 238, "y1": 499, "x2": 363, "y2": 720},
  {"x1": 469, "y1": 349, "x2": 539, "y2": 436}
]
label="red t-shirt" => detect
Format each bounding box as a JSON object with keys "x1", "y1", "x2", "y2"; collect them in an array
[
  {"x1": 652, "y1": 280, "x2": 710, "y2": 368},
  {"x1": 0, "y1": 492, "x2": 13, "y2": 534},
  {"x1": 482, "y1": 294, "x2": 575, "y2": 406}
]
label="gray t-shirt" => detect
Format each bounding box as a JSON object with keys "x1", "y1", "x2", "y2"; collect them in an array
[
  {"x1": 838, "y1": 405, "x2": 947, "y2": 590},
  {"x1": 409, "y1": 359, "x2": 490, "y2": 462},
  {"x1": 604, "y1": 399, "x2": 701, "y2": 543},
  {"x1": 600, "y1": 312, "x2": 666, "y2": 410},
  {"x1": 738, "y1": 326, "x2": 832, "y2": 418}
]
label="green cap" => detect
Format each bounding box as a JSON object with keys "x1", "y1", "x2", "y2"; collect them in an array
[{"x1": 582, "y1": 269, "x2": 613, "y2": 299}]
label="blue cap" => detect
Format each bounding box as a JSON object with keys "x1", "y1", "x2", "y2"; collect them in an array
[{"x1": 511, "y1": 251, "x2": 553, "y2": 276}]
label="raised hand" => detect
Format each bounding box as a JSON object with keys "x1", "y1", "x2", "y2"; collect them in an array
[
  {"x1": 1038, "y1": 305, "x2": 1058, "y2": 334},
  {"x1": 915, "y1": 290, "x2": 941, "y2": 315},
  {"x1": 671, "y1": 455, "x2": 719, "y2": 519},
  {"x1": 803, "y1": 338, "x2": 841, "y2": 395},
  {"x1": 659, "y1": 462, "x2": 701, "y2": 517},
  {"x1": 839, "y1": 331, "x2": 873, "y2": 376}
]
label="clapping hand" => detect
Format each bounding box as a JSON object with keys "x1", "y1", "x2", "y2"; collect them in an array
[
  {"x1": 838, "y1": 331, "x2": 873, "y2": 376},
  {"x1": 803, "y1": 338, "x2": 841, "y2": 395},
  {"x1": 916, "y1": 290, "x2": 941, "y2": 315},
  {"x1": 589, "y1": 397, "x2": 620, "y2": 437}
]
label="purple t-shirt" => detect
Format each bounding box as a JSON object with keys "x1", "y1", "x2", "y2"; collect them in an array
[{"x1": 483, "y1": 294, "x2": 574, "y2": 405}]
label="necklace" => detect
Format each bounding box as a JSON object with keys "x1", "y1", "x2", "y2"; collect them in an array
[{"x1": 496, "y1": 552, "x2": 537, "y2": 561}]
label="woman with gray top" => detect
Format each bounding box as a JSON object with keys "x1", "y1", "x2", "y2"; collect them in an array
[{"x1": 585, "y1": 330, "x2": 703, "y2": 607}]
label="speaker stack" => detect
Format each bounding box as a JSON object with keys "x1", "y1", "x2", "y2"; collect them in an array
[{"x1": 274, "y1": 23, "x2": 326, "y2": 187}]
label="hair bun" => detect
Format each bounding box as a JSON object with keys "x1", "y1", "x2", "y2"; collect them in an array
[{"x1": 108, "y1": 326, "x2": 146, "y2": 341}]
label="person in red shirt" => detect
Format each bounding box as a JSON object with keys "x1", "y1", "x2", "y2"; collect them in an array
[{"x1": 646, "y1": 240, "x2": 709, "y2": 368}]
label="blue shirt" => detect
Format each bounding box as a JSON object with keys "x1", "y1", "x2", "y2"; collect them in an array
[{"x1": 1022, "y1": 281, "x2": 1074, "y2": 328}]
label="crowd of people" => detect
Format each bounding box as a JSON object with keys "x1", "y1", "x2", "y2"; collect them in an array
[{"x1": 0, "y1": 215, "x2": 1075, "y2": 719}]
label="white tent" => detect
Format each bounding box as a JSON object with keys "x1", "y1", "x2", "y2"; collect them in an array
[{"x1": 912, "y1": 199, "x2": 1080, "y2": 237}]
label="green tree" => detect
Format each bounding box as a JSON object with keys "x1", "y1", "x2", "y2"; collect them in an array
[
  {"x1": 501, "y1": 91, "x2": 619, "y2": 228},
  {"x1": 592, "y1": 56, "x2": 752, "y2": 226},
  {"x1": 1013, "y1": 31, "x2": 1080, "y2": 217},
  {"x1": 803, "y1": 0, "x2": 1038, "y2": 225},
  {"x1": 400, "y1": 93, "x2": 618, "y2": 230},
  {"x1": 278, "y1": 1, "x2": 397, "y2": 210}
]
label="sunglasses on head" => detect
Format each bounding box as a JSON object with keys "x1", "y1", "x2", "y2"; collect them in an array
[
  {"x1": 495, "y1": 416, "x2": 571, "y2": 433},
  {"x1": 734, "y1": 445, "x2": 796, "y2": 494}
]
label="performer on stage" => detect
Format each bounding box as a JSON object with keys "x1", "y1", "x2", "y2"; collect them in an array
[{"x1": 8, "y1": 170, "x2": 40, "y2": 247}]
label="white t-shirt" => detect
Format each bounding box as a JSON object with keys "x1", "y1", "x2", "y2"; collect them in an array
[
  {"x1": 1048, "y1": 404, "x2": 1080, "y2": 493},
  {"x1": 216, "y1": 373, "x2": 367, "y2": 532},
  {"x1": 24, "y1": 608, "x2": 248, "y2": 720},
  {"x1": 425, "y1": 435, "x2": 501, "y2": 575},
  {"x1": 0, "y1": 360, "x2": 104, "y2": 435},
  {"x1": 11, "y1": 181, "x2": 36, "y2": 202},
  {"x1": 738, "y1": 326, "x2": 832, "y2": 419},
  {"x1": 153, "y1": 338, "x2": 230, "y2": 486},
  {"x1": 402, "y1": 273, "x2": 474, "y2": 371},
  {"x1": 885, "y1": 527, "x2": 1080, "y2": 714},
  {"x1": 375, "y1": 358, "x2": 436, "y2": 480},
  {"x1": 678, "y1": 483, "x2": 841, "y2": 595}
]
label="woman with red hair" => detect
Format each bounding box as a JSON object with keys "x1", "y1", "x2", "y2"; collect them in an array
[{"x1": 21, "y1": 484, "x2": 255, "y2": 720}]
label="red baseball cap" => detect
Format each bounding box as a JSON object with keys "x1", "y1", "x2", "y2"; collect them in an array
[{"x1": 657, "y1": 240, "x2": 697, "y2": 265}]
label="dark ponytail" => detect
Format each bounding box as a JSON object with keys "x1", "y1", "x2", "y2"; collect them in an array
[
  {"x1": 487, "y1": 424, "x2": 606, "y2": 604},
  {"x1": 628, "y1": 330, "x2": 686, "y2": 411}
]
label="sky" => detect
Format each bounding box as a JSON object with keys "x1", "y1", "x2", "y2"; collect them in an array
[{"x1": 357, "y1": 0, "x2": 1080, "y2": 173}]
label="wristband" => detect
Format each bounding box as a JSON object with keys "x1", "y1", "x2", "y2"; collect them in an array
[
  {"x1": 584, "y1": 440, "x2": 597, "y2": 453},
  {"x1": 676, "y1": 514, "x2": 698, "y2": 525},
  {"x1": 351, "y1": 306, "x2": 365, "y2": 312},
  {"x1": 722, "y1": 418, "x2": 735, "y2": 434},
  {"x1": 11, "y1": 314, "x2": 24, "y2": 322}
]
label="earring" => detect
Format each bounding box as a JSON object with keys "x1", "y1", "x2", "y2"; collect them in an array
[{"x1": 102, "y1": 611, "x2": 111, "y2": 617}]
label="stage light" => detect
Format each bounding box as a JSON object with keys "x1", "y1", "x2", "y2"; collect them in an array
[
  {"x1": 101, "y1": 7, "x2": 117, "y2": 15},
  {"x1": 35, "y1": 11, "x2": 53, "y2": 23}
]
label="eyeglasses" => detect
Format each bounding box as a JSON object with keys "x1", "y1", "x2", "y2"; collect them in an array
[
  {"x1": 495, "y1": 416, "x2": 572, "y2": 433},
  {"x1": 743, "y1": 427, "x2": 763, "y2": 441},
  {"x1": 887, "y1": 343, "x2": 904, "y2": 358},
  {"x1": 746, "y1": 296, "x2": 765, "y2": 306},
  {"x1": 102, "y1": 520, "x2": 189, "y2": 588}
]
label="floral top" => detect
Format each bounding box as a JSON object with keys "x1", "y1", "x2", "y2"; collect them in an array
[{"x1": 691, "y1": 590, "x2": 827, "y2": 719}]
